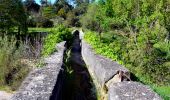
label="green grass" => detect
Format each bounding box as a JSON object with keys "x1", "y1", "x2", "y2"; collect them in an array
[
  {"x1": 13, "y1": 27, "x2": 53, "y2": 33},
  {"x1": 28, "y1": 28, "x2": 52, "y2": 32},
  {"x1": 152, "y1": 86, "x2": 170, "y2": 100}
]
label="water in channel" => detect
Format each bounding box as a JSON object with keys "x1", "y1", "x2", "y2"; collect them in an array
[{"x1": 61, "y1": 30, "x2": 97, "y2": 100}]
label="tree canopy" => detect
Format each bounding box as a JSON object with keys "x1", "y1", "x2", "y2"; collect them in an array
[{"x1": 0, "y1": 0, "x2": 27, "y2": 35}]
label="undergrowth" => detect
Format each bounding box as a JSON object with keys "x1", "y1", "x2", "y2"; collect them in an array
[
  {"x1": 0, "y1": 36, "x2": 29, "y2": 91},
  {"x1": 84, "y1": 31, "x2": 170, "y2": 99}
]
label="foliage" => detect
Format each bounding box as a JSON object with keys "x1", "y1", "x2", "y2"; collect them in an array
[
  {"x1": 83, "y1": 0, "x2": 170, "y2": 86},
  {"x1": 42, "y1": 25, "x2": 72, "y2": 56},
  {"x1": 36, "y1": 17, "x2": 54, "y2": 28},
  {"x1": 84, "y1": 30, "x2": 170, "y2": 98},
  {"x1": 42, "y1": 6, "x2": 56, "y2": 19},
  {"x1": 23, "y1": 0, "x2": 40, "y2": 13},
  {"x1": 0, "y1": 0, "x2": 27, "y2": 34},
  {"x1": 0, "y1": 36, "x2": 29, "y2": 90},
  {"x1": 54, "y1": 0, "x2": 73, "y2": 17},
  {"x1": 65, "y1": 11, "x2": 80, "y2": 27},
  {"x1": 57, "y1": 8, "x2": 67, "y2": 19},
  {"x1": 84, "y1": 29, "x2": 169, "y2": 90},
  {"x1": 80, "y1": 4, "x2": 101, "y2": 32}
]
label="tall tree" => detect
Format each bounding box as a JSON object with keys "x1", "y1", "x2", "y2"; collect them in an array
[
  {"x1": 54, "y1": 0, "x2": 73, "y2": 13},
  {"x1": 0, "y1": 0, "x2": 27, "y2": 35},
  {"x1": 24, "y1": 0, "x2": 40, "y2": 13}
]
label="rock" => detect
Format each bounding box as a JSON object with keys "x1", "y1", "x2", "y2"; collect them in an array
[{"x1": 108, "y1": 82, "x2": 162, "y2": 100}]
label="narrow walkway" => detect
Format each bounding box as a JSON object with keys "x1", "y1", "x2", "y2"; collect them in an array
[{"x1": 61, "y1": 30, "x2": 97, "y2": 100}]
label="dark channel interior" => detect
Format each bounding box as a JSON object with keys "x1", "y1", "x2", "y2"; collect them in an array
[{"x1": 50, "y1": 30, "x2": 97, "y2": 100}]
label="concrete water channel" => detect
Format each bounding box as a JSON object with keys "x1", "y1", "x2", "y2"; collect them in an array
[
  {"x1": 11, "y1": 30, "x2": 162, "y2": 100},
  {"x1": 60, "y1": 30, "x2": 97, "y2": 100}
]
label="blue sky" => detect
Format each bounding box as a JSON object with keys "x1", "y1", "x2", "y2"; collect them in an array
[
  {"x1": 22, "y1": 0, "x2": 56, "y2": 5},
  {"x1": 35, "y1": 0, "x2": 56, "y2": 4}
]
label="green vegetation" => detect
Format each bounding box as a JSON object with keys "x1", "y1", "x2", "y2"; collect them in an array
[
  {"x1": 84, "y1": 31, "x2": 170, "y2": 99},
  {"x1": 0, "y1": 0, "x2": 169, "y2": 98},
  {"x1": 0, "y1": 36, "x2": 29, "y2": 90},
  {"x1": 82, "y1": 0, "x2": 170, "y2": 99},
  {"x1": 28, "y1": 28, "x2": 52, "y2": 32},
  {"x1": 0, "y1": 0, "x2": 30, "y2": 91},
  {"x1": 0, "y1": 0, "x2": 87, "y2": 91},
  {"x1": 0, "y1": 0, "x2": 27, "y2": 35},
  {"x1": 42, "y1": 25, "x2": 72, "y2": 56},
  {"x1": 153, "y1": 86, "x2": 170, "y2": 100}
]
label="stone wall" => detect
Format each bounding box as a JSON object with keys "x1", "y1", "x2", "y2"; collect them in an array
[
  {"x1": 11, "y1": 41, "x2": 66, "y2": 100},
  {"x1": 81, "y1": 40, "x2": 162, "y2": 100}
]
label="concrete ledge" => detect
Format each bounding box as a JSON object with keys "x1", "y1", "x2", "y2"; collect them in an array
[
  {"x1": 11, "y1": 41, "x2": 66, "y2": 100},
  {"x1": 81, "y1": 40, "x2": 129, "y2": 87},
  {"x1": 108, "y1": 82, "x2": 162, "y2": 100},
  {"x1": 81, "y1": 40, "x2": 162, "y2": 100}
]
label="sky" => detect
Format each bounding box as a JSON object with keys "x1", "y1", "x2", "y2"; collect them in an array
[
  {"x1": 22, "y1": 0, "x2": 56, "y2": 5},
  {"x1": 35, "y1": 0, "x2": 56, "y2": 4}
]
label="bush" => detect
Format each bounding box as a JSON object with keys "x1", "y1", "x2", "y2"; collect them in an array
[
  {"x1": 82, "y1": 0, "x2": 170, "y2": 99},
  {"x1": 36, "y1": 17, "x2": 54, "y2": 28},
  {"x1": 27, "y1": 17, "x2": 36, "y2": 27},
  {"x1": 65, "y1": 11, "x2": 81, "y2": 27},
  {"x1": 0, "y1": 36, "x2": 29, "y2": 90},
  {"x1": 84, "y1": 30, "x2": 170, "y2": 85},
  {"x1": 42, "y1": 19, "x2": 53, "y2": 28},
  {"x1": 42, "y1": 25, "x2": 72, "y2": 56},
  {"x1": 80, "y1": 4, "x2": 100, "y2": 32}
]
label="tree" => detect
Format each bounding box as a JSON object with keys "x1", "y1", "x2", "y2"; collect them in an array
[
  {"x1": 40, "y1": 0, "x2": 48, "y2": 6},
  {"x1": 0, "y1": 0, "x2": 28, "y2": 35},
  {"x1": 54, "y1": 0, "x2": 73, "y2": 12},
  {"x1": 14, "y1": 0, "x2": 28, "y2": 34},
  {"x1": 54, "y1": 0, "x2": 73, "y2": 19},
  {"x1": 24, "y1": 0, "x2": 40, "y2": 13}
]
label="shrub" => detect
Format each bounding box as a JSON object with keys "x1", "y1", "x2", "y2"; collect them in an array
[
  {"x1": 36, "y1": 17, "x2": 54, "y2": 28},
  {"x1": 0, "y1": 36, "x2": 29, "y2": 90},
  {"x1": 80, "y1": 4, "x2": 101, "y2": 32},
  {"x1": 65, "y1": 11, "x2": 81, "y2": 27},
  {"x1": 27, "y1": 17, "x2": 36, "y2": 27},
  {"x1": 42, "y1": 25, "x2": 72, "y2": 56},
  {"x1": 42, "y1": 19, "x2": 53, "y2": 28},
  {"x1": 57, "y1": 8, "x2": 67, "y2": 19},
  {"x1": 84, "y1": 30, "x2": 170, "y2": 85}
]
